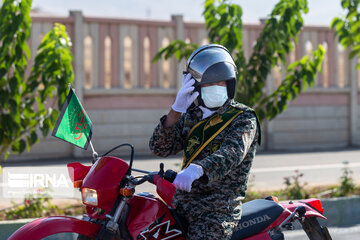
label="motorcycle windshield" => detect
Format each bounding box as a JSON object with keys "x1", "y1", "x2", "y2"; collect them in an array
[{"x1": 82, "y1": 156, "x2": 129, "y2": 213}]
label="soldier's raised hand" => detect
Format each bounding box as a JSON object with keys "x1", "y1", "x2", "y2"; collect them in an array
[{"x1": 171, "y1": 73, "x2": 199, "y2": 113}]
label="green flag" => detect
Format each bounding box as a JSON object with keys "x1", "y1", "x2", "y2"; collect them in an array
[{"x1": 52, "y1": 87, "x2": 92, "y2": 149}]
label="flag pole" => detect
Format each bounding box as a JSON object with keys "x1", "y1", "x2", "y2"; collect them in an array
[
  {"x1": 89, "y1": 141, "x2": 99, "y2": 163},
  {"x1": 72, "y1": 83, "x2": 97, "y2": 162}
]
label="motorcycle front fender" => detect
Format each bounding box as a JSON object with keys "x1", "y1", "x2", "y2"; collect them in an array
[{"x1": 9, "y1": 216, "x2": 101, "y2": 240}]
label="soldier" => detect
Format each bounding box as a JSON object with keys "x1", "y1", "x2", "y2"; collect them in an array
[{"x1": 149, "y1": 44, "x2": 261, "y2": 240}]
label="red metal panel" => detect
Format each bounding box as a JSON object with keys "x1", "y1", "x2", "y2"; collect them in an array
[
  {"x1": 127, "y1": 195, "x2": 185, "y2": 240},
  {"x1": 9, "y1": 216, "x2": 101, "y2": 240},
  {"x1": 82, "y1": 156, "x2": 129, "y2": 213},
  {"x1": 67, "y1": 162, "x2": 91, "y2": 182}
]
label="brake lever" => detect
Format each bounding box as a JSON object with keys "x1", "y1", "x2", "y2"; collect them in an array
[
  {"x1": 159, "y1": 163, "x2": 164, "y2": 177},
  {"x1": 130, "y1": 177, "x2": 147, "y2": 185},
  {"x1": 130, "y1": 163, "x2": 176, "y2": 186},
  {"x1": 157, "y1": 163, "x2": 177, "y2": 183}
]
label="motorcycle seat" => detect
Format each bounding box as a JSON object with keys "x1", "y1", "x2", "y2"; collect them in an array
[{"x1": 231, "y1": 199, "x2": 284, "y2": 240}]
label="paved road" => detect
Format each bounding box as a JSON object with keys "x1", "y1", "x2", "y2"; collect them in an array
[
  {"x1": 251, "y1": 149, "x2": 360, "y2": 191},
  {"x1": 1, "y1": 149, "x2": 360, "y2": 239},
  {"x1": 284, "y1": 224, "x2": 360, "y2": 240},
  {"x1": 1, "y1": 148, "x2": 360, "y2": 208}
]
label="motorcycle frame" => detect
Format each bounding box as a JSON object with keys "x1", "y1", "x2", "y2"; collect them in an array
[{"x1": 9, "y1": 143, "x2": 329, "y2": 240}]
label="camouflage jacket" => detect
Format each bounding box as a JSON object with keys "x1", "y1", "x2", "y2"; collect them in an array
[{"x1": 149, "y1": 100, "x2": 261, "y2": 219}]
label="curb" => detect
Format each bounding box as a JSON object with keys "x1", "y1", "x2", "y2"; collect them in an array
[
  {"x1": 320, "y1": 195, "x2": 360, "y2": 227},
  {"x1": 0, "y1": 218, "x2": 35, "y2": 240}
]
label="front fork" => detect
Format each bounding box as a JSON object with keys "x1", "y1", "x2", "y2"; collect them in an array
[{"x1": 96, "y1": 194, "x2": 130, "y2": 240}]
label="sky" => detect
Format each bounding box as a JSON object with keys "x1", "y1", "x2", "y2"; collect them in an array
[{"x1": 31, "y1": 0, "x2": 346, "y2": 26}]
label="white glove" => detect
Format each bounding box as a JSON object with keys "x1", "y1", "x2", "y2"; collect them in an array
[
  {"x1": 171, "y1": 73, "x2": 199, "y2": 113},
  {"x1": 173, "y1": 163, "x2": 204, "y2": 192}
]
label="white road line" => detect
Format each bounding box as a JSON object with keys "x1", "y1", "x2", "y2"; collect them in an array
[{"x1": 252, "y1": 162, "x2": 360, "y2": 173}]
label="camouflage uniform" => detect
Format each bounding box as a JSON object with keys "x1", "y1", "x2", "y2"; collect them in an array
[{"x1": 149, "y1": 100, "x2": 261, "y2": 240}]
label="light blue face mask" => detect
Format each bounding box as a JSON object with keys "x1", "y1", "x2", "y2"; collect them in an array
[{"x1": 201, "y1": 85, "x2": 228, "y2": 108}]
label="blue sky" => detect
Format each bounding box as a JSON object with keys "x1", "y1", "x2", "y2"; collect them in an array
[{"x1": 32, "y1": 0, "x2": 345, "y2": 26}]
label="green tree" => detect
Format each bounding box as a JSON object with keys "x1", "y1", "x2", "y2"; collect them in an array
[
  {"x1": 0, "y1": 0, "x2": 74, "y2": 166},
  {"x1": 153, "y1": 0, "x2": 325, "y2": 121},
  {"x1": 331, "y1": 0, "x2": 360, "y2": 69}
]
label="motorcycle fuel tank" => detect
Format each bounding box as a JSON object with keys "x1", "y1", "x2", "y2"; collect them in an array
[{"x1": 127, "y1": 194, "x2": 186, "y2": 240}]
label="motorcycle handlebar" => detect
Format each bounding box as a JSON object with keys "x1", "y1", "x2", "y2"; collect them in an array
[
  {"x1": 163, "y1": 169, "x2": 177, "y2": 183},
  {"x1": 131, "y1": 177, "x2": 149, "y2": 185},
  {"x1": 130, "y1": 169, "x2": 177, "y2": 186}
]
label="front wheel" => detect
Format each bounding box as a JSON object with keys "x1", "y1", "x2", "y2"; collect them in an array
[
  {"x1": 77, "y1": 234, "x2": 95, "y2": 240},
  {"x1": 301, "y1": 217, "x2": 332, "y2": 240}
]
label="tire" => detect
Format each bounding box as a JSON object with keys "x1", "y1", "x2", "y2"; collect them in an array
[
  {"x1": 301, "y1": 217, "x2": 332, "y2": 240},
  {"x1": 77, "y1": 234, "x2": 95, "y2": 240},
  {"x1": 77, "y1": 231, "x2": 122, "y2": 240}
]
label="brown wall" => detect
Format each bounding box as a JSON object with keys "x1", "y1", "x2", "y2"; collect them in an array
[{"x1": 7, "y1": 12, "x2": 360, "y2": 161}]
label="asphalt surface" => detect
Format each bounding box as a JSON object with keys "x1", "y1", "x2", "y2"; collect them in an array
[
  {"x1": 1, "y1": 148, "x2": 360, "y2": 239},
  {"x1": 1, "y1": 148, "x2": 360, "y2": 208},
  {"x1": 284, "y1": 224, "x2": 360, "y2": 240}
]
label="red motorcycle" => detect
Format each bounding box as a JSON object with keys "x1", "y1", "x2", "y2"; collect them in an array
[{"x1": 9, "y1": 144, "x2": 332, "y2": 240}]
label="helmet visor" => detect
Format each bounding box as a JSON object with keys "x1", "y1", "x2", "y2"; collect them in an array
[{"x1": 187, "y1": 47, "x2": 235, "y2": 83}]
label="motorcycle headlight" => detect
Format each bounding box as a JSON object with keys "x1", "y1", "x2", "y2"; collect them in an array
[{"x1": 82, "y1": 188, "x2": 98, "y2": 206}]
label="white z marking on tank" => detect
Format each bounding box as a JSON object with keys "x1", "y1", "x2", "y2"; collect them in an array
[{"x1": 139, "y1": 220, "x2": 182, "y2": 240}]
